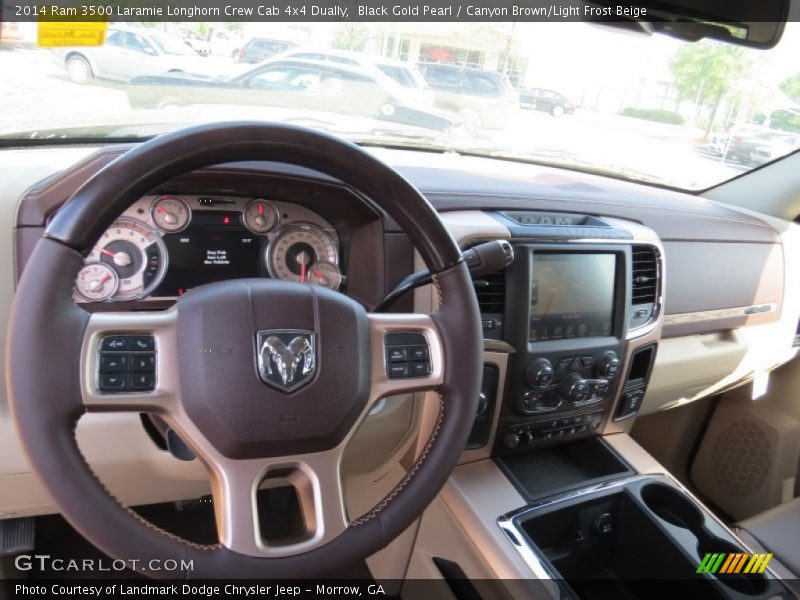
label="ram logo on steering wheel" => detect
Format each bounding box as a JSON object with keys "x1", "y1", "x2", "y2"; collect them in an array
[{"x1": 256, "y1": 330, "x2": 316, "y2": 392}]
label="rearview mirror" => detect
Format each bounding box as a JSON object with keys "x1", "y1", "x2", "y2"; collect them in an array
[{"x1": 587, "y1": 0, "x2": 791, "y2": 48}]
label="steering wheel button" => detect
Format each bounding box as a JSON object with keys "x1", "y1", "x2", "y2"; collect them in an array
[
  {"x1": 129, "y1": 354, "x2": 155, "y2": 372},
  {"x1": 387, "y1": 348, "x2": 408, "y2": 362},
  {"x1": 410, "y1": 347, "x2": 429, "y2": 361},
  {"x1": 410, "y1": 361, "x2": 431, "y2": 376},
  {"x1": 130, "y1": 336, "x2": 155, "y2": 351},
  {"x1": 99, "y1": 374, "x2": 127, "y2": 391},
  {"x1": 388, "y1": 363, "x2": 410, "y2": 378},
  {"x1": 129, "y1": 373, "x2": 155, "y2": 391},
  {"x1": 99, "y1": 354, "x2": 126, "y2": 372},
  {"x1": 100, "y1": 336, "x2": 129, "y2": 351}
]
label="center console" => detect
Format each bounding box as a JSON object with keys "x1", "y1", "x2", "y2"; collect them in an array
[
  {"x1": 492, "y1": 240, "x2": 660, "y2": 454},
  {"x1": 498, "y1": 444, "x2": 793, "y2": 599}
]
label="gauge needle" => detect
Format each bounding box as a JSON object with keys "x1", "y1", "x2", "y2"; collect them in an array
[
  {"x1": 297, "y1": 250, "x2": 310, "y2": 283},
  {"x1": 96, "y1": 248, "x2": 133, "y2": 267},
  {"x1": 95, "y1": 246, "x2": 132, "y2": 267},
  {"x1": 88, "y1": 274, "x2": 111, "y2": 293},
  {"x1": 95, "y1": 247, "x2": 116, "y2": 258}
]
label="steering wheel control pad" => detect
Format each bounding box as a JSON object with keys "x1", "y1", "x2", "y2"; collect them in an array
[{"x1": 178, "y1": 278, "x2": 370, "y2": 459}]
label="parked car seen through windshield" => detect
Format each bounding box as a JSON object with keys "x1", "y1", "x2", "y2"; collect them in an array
[{"x1": 1, "y1": 21, "x2": 799, "y2": 190}]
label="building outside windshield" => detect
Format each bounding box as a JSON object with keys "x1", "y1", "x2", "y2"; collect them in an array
[{"x1": 1, "y1": 19, "x2": 799, "y2": 191}]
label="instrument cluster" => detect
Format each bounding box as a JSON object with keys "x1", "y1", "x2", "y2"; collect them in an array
[{"x1": 74, "y1": 195, "x2": 342, "y2": 303}]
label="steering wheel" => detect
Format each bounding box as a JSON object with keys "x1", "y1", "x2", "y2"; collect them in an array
[{"x1": 7, "y1": 123, "x2": 482, "y2": 579}]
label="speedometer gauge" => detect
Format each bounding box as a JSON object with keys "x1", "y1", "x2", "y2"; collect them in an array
[
  {"x1": 85, "y1": 218, "x2": 167, "y2": 300},
  {"x1": 267, "y1": 223, "x2": 338, "y2": 285}
]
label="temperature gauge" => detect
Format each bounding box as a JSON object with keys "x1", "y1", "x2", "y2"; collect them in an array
[
  {"x1": 308, "y1": 262, "x2": 342, "y2": 290},
  {"x1": 243, "y1": 199, "x2": 279, "y2": 234},
  {"x1": 75, "y1": 262, "x2": 120, "y2": 302},
  {"x1": 151, "y1": 195, "x2": 190, "y2": 232}
]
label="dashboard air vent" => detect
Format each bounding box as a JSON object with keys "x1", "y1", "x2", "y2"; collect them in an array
[
  {"x1": 632, "y1": 245, "x2": 658, "y2": 305},
  {"x1": 473, "y1": 270, "x2": 506, "y2": 314}
]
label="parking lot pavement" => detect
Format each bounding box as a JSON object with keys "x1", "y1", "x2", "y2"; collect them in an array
[
  {"x1": 0, "y1": 47, "x2": 132, "y2": 134},
  {"x1": 0, "y1": 46, "x2": 745, "y2": 190}
]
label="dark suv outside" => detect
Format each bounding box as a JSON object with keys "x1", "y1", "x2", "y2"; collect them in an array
[
  {"x1": 417, "y1": 62, "x2": 518, "y2": 133},
  {"x1": 518, "y1": 87, "x2": 575, "y2": 116}
]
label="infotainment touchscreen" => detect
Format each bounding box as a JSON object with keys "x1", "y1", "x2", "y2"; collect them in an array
[{"x1": 529, "y1": 253, "x2": 616, "y2": 341}]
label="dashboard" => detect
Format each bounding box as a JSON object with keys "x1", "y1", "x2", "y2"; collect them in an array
[
  {"x1": 1, "y1": 142, "x2": 799, "y2": 519},
  {"x1": 74, "y1": 194, "x2": 343, "y2": 304}
]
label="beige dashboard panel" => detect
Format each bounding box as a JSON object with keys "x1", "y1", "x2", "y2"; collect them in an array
[
  {"x1": 643, "y1": 332, "x2": 748, "y2": 414},
  {"x1": 644, "y1": 217, "x2": 800, "y2": 415},
  {"x1": 0, "y1": 414, "x2": 210, "y2": 518}
]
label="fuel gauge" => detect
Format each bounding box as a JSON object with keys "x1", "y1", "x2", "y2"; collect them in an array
[
  {"x1": 243, "y1": 199, "x2": 279, "y2": 234},
  {"x1": 151, "y1": 195, "x2": 190, "y2": 232},
  {"x1": 75, "y1": 262, "x2": 120, "y2": 302}
]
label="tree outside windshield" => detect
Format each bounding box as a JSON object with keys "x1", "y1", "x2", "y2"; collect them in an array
[{"x1": 1, "y1": 20, "x2": 799, "y2": 190}]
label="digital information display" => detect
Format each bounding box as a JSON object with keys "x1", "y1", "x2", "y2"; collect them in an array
[
  {"x1": 529, "y1": 253, "x2": 615, "y2": 341},
  {"x1": 154, "y1": 226, "x2": 262, "y2": 296}
]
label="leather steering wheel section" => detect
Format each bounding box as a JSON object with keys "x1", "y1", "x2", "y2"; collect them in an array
[{"x1": 6, "y1": 123, "x2": 482, "y2": 578}]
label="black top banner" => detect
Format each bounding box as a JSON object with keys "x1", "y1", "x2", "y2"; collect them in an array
[{"x1": 0, "y1": 0, "x2": 720, "y2": 23}]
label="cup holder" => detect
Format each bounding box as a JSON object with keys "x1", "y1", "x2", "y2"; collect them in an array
[
  {"x1": 641, "y1": 483, "x2": 768, "y2": 596},
  {"x1": 641, "y1": 483, "x2": 704, "y2": 531}
]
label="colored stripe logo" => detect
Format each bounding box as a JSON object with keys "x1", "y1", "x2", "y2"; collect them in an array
[{"x1": 697, "y1": 552, "x2": 773, "y2": 574}]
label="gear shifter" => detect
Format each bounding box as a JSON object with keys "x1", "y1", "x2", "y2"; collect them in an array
[{"x1": 374, "y1": 240, "x2": 514, "y2": 312}]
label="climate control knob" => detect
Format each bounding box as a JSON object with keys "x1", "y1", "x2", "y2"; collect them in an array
[
  {"x1": 560, "y1": 373, "x2": 591, "y2": 403},
  {"x1": 597, "y1": 352, "x2": 621, "y2": 379},
  {"x1": 503, "y1": 432, "x2": 521, "y2": 449},
  {"x1": 526, "y1": 359, "x2": 554, "y2": 388}
]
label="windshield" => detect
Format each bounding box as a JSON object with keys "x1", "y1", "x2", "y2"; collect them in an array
[{"x1": 2, "y1": 21, "x2": 799, "y2": 190}]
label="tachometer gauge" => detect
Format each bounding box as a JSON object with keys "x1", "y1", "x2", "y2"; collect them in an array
[
  {"x1": 75, "y1": 262, "x2": 119, "y2": 302},
  {"x1": 267, "y1": 223, "x2": 338, "y2": 284},
  {"x1": 151, "y1": 195, "x2": 190, "y2": 232},
  {"x1": 243, "y1": 199, "x2": 279, "y2": 234},
  {"x1": 86, "y1": 218, "x2": 167, "y2": 300},
  {"x1": 308, "y1": 262, "x2": 342, "y2": 290}
]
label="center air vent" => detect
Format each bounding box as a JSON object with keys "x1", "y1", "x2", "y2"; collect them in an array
[
  {"x1": 630, "y1": 245, "x2": 659, "y2": 330},
  {"x1": 473, "y1": 270, "x2": 506, "y2": 313},
  {"x1": 632, "y1": 245, "x2": 658, "y2": 304}
]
